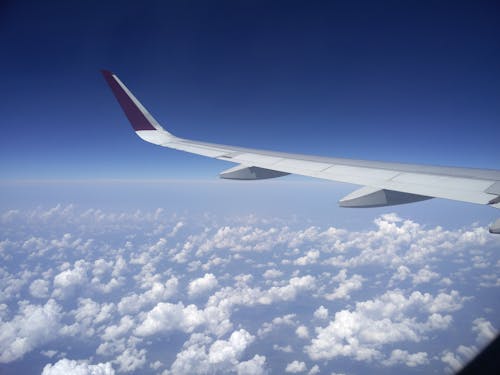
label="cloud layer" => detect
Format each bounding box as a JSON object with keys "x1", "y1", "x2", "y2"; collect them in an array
[{"x1": 0, "y1": 205, "x2": 498, "y2": 374}]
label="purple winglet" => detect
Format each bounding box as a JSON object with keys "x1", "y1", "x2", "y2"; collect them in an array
[{"x1": 101, "y1": 70, "x2": 157, "y2": 131}]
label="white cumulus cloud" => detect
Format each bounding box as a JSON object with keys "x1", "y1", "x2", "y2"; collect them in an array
[
  {"x1": 135, "y1": 302, "x2": 205, "y2": 336},
  {"x1": 41, "y1": 358, "x2": 115, "y2": 375},
  {"x1": 0, "y1": 299, "x2": 62, "y2": 363},
  {"x1": 313, "y1": 305, "x2": 328, "y2": 320},
  {"x1": 306, "y1": 289, "x2": 465, "y2": 362},
  {"x1": 472, "y1": 317, "x2": 497, "y2": 344},
  {"x1": 188, "y1": 273, "x2": 219, "y2": 297},
  {"x1": 29, "y1": 279, "x2": 50, "y2": 299},
  {"x1": 285, "y1": 360, "x2": 307, "y2": 373},
  {"x1": 382, "y1": 349, "x2": 429, "y2": 367}
]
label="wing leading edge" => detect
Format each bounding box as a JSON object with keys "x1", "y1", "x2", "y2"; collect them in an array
[{"x1": 101, "y1": 70, "x2": 500, "y2": 233}]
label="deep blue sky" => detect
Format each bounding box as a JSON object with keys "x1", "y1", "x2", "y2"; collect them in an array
[{"x1": 1, "y1": 0, "x2": 499, "y2": 179}]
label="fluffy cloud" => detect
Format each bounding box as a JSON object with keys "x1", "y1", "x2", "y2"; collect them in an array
[
  {"x1": 307, "y1": 365, "x2": 320, "y2": 375},
  {"x1": 102, "y1": 316, "x2": 135, "y2": 341},
  {"x1": 412, "y1": 266, "x2": 439, "y2": 285},
  {"x1": 325, "y1": 269, "x2": 364, "y2": 300},
  {"x1": 382, "y1": 349, "x2": 429, "y2": 367},
  {"x1": 188, "y1": 273, "x2": 218, "y2": 297},
  {"x1": 61, "y1": 298, "x2": 115, "y2": 338},
  {"x1": 29, "y1": 279, "x2": 50, "y2": 299},
  {"x1": 236, "y1": 355, "x2": 267, "y2": 375},
  {"x1": 1, "y1": 205, "x2": 498, "y2": 374},
  {"x1": 114, "y1": 347, "x2": 147, "y2": 373},
  {"x1": 169, "y1": 330, "x2": 257, "y2": 374},
  {"x1": 263, "y1": 269, "x2": 283, "y2": 279},
  {"x1": 258, "y1": 276, "x2": 316, "y2": 304},
  {"x1": 0, "y1": 299, "x2": 62, "y2": 363},
  {"x1": 313, "y1": 305, "x2": 328, "y2": 320},
  {"x1": 135, "y1": 302, "x2": 205, "y2": 336},
  {"x1": 306, "y1": 289, "x2": 465, "y2": 362},
  {"x1": 447, "y1": 352, "x2": 465, "y2": 374},
  {"x1": 293, "y1": 249, "x2": 320, "y2": 266},
  {"x1": 472, "y1": 318, "x2": 497, "y2": 344},
  {"x1": 41, "y1": 358, "x2": 115, "y2": 375},
  {"x1": 296, "y1": 325, "x2": 309, "y2": 339},
  {"x1": 117, "y1": 277, "x2": 178, "y2": 314},
  {"x1": 208, "y1": 329, "x2": 255, "y2": 366},
  {"x1": 52, "y1": 260, "x2": 88, "y2": 299},
  {"x1": 205, "y1": 276, "x2": 315, "y2": 336},
  {"x1": 390, "y1": 265, "x2": 411, "y2": 285},
  {"x1": 285, "y1": 360, "x2": 307, "y2": 373},
  {"x1": 258, "y1": 314, "x2": 297, "y2": 337}
]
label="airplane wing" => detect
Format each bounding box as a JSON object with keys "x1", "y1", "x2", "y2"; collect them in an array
[{"x1": 101, "y1": 70, "x2": 500, "y2": 234}]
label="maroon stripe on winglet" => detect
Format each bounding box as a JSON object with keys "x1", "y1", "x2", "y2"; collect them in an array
[{"x1": 101, "y1": 70, "x2": 156, "y2": 131}]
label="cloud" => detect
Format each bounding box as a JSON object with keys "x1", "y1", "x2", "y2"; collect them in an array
[
  {"x1": 306, "y1": 289, "x2": 465, "y2": 362},
  {"x1": 41, "y1": 350, "x2": 58, "y2": 358},
  {"x1": 0, "y1": 299, "x2": 62, "y2": 363},
  {"x1": 441, "y1": 350, "x2": 464, "y2": 373},
  {"x1": 313, "y1": 305, "x2": 328, "y2": 320},
  {"x1": 259, "y1": 276, "x2": 316, "y2": 304},
  {"x1": 113, "y1": 347, "x2": 147, "y2": 373},
  {"x1": 441, "y1": 344, "x2": 481, "y2": 373},
  {"x1": 285, "y1": 360, "x2": 307, "y2": 373},
  {"x1": 41, "y1": 358, "x2": 115, "y2": 375},
  {"x1": 307, "y1": 365, "x2": 320, "y2": 375},
  {"x1": 258, "y1": 314, "x2": 297, "y2": 337},
  {"x1": 472, "y1": 318, "x2": 497, "y2": 345},
  {"x1": 273, "y1": 344, "x2": 293, "y2": 353},
  {"x1": 389, "y1": 265, "x2": 411, "y2": 286},
  {"x1": 102, "y1": 316, "x2": 135, "y2": 341},
  {"x1": 61, "y1": 298, "x2": 115, "y2": 338},
  {"x1": 1, "y1": 205, "x2": 498, "y2": 374},
  {"x1": 204, "y1": 276, "x2": 315, "y2": 336},
  {"x1": 135, "y1": 302, "x2": 205, "y2": 336},
  {"x1": 169, "y1": 330, "x2": 257, "y2": 374},
  {"x1": 29, "y1": 279, "x2": 50, "y2": 299},
  {"x1": 188, "y1": 273, "x2": 218, "y2": 297},
  {"x1": 296, "y1": 325, "x2": 309, "y2": 339},
  {"x1": 236, "y1": 355, "x2": 267, "y2": 375},
  {"x1": 382, "y1": 349, "x2": 429, "y2": 367},
  {"x1": 52, "y1": 260, "x2": 88, "y2": 299},
  {"x1": 117, "y1": 277, "x2": 178, "y2": 314},
  {"x1": 263, "y1": 269, "x2": 283, "y2": 279},
  {"x1": 208, "y1": 329, "x2": 255, "y2": 366},
  {"x1": 293, "y1": 250, "x2": 320, "y2": 266},
  {"x1": 412, "y1": 266, "x2": 439, "y2": 285},
  {"x1": 325, "y1": 269, "x2": 364, "y2": 300},
  {"x1": 168, "y1": 333, "x2": 213, "y2": 374}
]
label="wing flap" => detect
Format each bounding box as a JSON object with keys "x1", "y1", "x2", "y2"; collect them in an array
[
  {"x1": 220, "y1": 165, "x2": 289, "y2": 180},
  {"x1": 339, "y1": 186, "x2": 432, "y2": 208}
]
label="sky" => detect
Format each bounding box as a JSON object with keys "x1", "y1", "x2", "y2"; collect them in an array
[
  {"x1": 0, "y1": 1, "x2": 500, "y2": 374},
  {"x1": 1, "y1": 0, "x2": 499, "y2": 179}
]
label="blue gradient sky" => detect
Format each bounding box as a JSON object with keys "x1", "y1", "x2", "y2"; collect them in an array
[{"x1": 1, "y1": 0, "x2": 499, "y2": 180}]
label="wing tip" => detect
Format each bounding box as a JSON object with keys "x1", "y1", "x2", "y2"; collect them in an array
[
  {"x1": 100, "y1": 69, "x2": 114, "y2": 79},
  {"x1": 101, "y1": 69, "x2": 158, "y2": 132}
]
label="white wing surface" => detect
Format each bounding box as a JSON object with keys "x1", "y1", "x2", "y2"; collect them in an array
[{"x1": 102, "y1": 71, "x2": 500, "y2": 234}]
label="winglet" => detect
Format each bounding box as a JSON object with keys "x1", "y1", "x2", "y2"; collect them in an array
[{"x1": 101, "y1": 70, "x2": 171, "y2": 134}]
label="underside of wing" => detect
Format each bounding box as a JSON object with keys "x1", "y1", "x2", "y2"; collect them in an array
[{"x1": 102, "y1": 70, "x2": 500, "y2": 232}]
